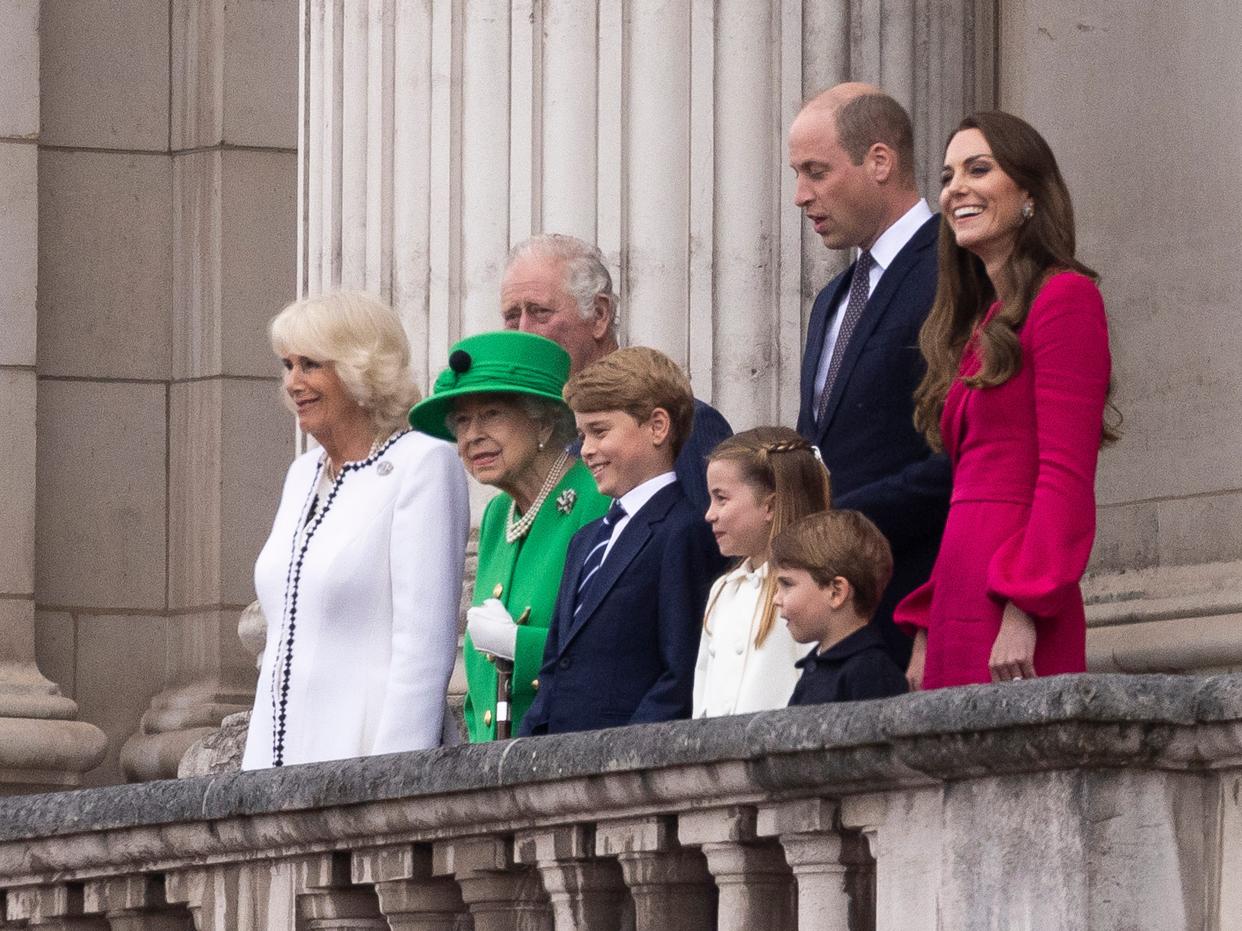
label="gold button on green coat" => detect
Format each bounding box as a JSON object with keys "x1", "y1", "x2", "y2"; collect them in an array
[{"x1": 463, "y1": 461, "x2": 608, "y2": 742}]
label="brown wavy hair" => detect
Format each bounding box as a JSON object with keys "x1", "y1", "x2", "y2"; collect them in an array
[
  {"x1": 912, "y1": 111, "x2": 1118, "y2": 450},
  {"x1": 703, "y1": 427, "x2": 833, "y2": 648}
]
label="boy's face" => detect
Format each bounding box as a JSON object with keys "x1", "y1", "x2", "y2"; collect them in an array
[
  {"x1": 773, "y1": 566, "x2": 839, "y2": 644},
  {"x1": 575, "y1": 408, "x2": 671, "y2": 498}
]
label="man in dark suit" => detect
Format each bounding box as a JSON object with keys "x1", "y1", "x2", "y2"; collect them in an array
[
  {"x1": 520, "y1": 348, "x2": 726, "y2": 735},
  {"x1": 500, "y1": 233, "x2": 732, "y2": 513},
  {"x1": 789, "y1": 83, "x2": 951, "y2": 670}
]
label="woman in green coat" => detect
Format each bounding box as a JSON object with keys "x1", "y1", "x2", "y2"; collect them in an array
[{"x1": 409, "y1": 331, "x2": 608, "y2": 740}]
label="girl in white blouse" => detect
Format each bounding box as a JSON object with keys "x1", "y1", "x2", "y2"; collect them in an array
[{"x1": 693, "y1": 427, "x2": 832, "y2": 718}]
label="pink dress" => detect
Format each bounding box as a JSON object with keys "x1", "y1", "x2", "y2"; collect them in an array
[{"x1": 895, "y1": 272, "x2": 1110, "y2": 688}]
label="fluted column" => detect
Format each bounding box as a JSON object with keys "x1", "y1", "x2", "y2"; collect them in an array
[
  {"x1": 297, "y1": 0, "x2": 994, "y2": 426},
  {"x1": 678, "y1": 806, "x2": 795, "y2": 931},
  {"x1": 82, "y1": 876, "x2": 194, "y2": 931},
  {"x1": 595, "y1": 817, "x2": 715, "y2": 931}
]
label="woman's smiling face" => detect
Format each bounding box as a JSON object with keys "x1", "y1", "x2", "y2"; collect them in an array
[{"x1": 939, "y1": 127, "x2": 1030, "y2": 267}]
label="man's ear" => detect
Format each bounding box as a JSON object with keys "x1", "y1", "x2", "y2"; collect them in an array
[
  {"x1": 589, "y1": 294, "x2": 612, "y2": 341},
  {"x1": 647, "y1": 407, "x2": 671, "y2": 447},
  {"x1": 867, "y1": 142, "x2": 895, "y2": 184}
]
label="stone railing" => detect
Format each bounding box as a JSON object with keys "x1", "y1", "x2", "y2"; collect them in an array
[{"x1": 0, "y1": 674, "x2": 1239, "y2": 929}]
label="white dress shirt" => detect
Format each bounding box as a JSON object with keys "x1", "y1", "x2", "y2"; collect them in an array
[
  {"x1": 813, "y1": 199, "x2": 934, "y2": 410},
  {"x1": 692, "y1": 560, "x2": 803, "y2": 717},
  {"x1": 601, "y1": 470, "x2": 678, "y2": 563}
]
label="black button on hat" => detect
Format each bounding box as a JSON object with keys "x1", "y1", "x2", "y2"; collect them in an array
[{"x1": 448, "y1": 349, "x2": 472, "y2": 373}]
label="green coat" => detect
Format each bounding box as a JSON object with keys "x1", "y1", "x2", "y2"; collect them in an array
[{"x1": 465, "y1": 461, "x2": 609, "y2": 741}]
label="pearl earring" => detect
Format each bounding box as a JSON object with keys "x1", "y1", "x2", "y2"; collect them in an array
[{"x1": 1021, "y1": 201, "x2": 1035, "y2": 220}]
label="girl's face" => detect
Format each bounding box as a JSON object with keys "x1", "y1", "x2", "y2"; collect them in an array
[{"x1": 705, "y1": 459, "x2": 774, "y2": 562}]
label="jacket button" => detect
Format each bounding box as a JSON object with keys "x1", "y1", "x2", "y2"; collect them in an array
[
  {"x1": 559, "y1": 657, "x2": 572, "y2": 670},
  {"x1": 484, "y1": 709, "x2": 493, "y2": 726},
  {"x1": 531, "y1": 678, "x2": 540, "y2": 691}
]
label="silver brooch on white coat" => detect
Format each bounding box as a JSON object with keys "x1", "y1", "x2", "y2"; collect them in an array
[
  {"x1": 555, "y1": 488, "x2": 577, "y2": 514},
  {"x1": 377, "y1": 461, "x2": 394, "y2": 476}
]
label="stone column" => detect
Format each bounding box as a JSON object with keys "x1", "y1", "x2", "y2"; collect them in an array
[
  {"x1": 82, "y1": 876, "x2": 194, "y2": 931},
  {"x1": 166, "y1": 861, "x2": 301, "y2": 931},
  {"x1": 677, "y1": 806, "x2": 794, "y2": 931},
  {"x1": 4, "y1": 886, "x2": 108, "y2": 930},
  {"x1": 298, "y1": 854, "x2": 387, "y2": 930},
  {"x1": 0, "y1": 0, "x2": 108, "y2": 795},
  {"x1": 595, "y1": 817, "x2": 715, "y2": 931},
  {"x1": 352, "y1": 844, "x2": 467, "y2": 931},
  {"x1": 118, "y1": 0, "x2": 298, "y2": 782},
  {"x1": 757, "y1": 798, "x2": 871, "y2": 931},
  {"x1": 513, "y1": 825, "x2": 628, "y2": 931},
  {"x1": 432, "y1": 836, "x2": 553, "y2": 931}
]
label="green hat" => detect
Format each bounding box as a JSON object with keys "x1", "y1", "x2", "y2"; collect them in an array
[{"x1": 408, "y1": 331, "x2": 572, "y2": 441}]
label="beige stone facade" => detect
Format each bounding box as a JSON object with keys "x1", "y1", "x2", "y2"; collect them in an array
[{"x1": 1, "y1": 0, "x2": 1240, "y2": 796}]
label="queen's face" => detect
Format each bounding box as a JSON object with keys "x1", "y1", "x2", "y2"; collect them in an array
[
  {"x1": 939, "y1": 128, "x2": 1030, "y2": 267},
  {"x1": 449, "y1": 394, "x2": 544, "y2": 491},
  {"x1": 282, "y1": 354, "x2": 367, "y2": 441}
]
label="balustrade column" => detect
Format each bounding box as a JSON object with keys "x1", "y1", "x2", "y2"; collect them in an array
[
  {"x1": 757, "y1": 798, "x2": 872, "y2": 931},
  {"x1": 433, "y1": 837, "x2": 552, "y2": 931},
  {"x1": 513, "y1": 825, "x2": 628, "y2": 931},
  {"x1": 82, "y1": 876, "x2": 193, "y2": 931},
  {"x1": 678, "y1": 806, "x2": 794, "y2": 931},
  {"x1": 594, "y1": 817, "x2": 715, "y2": 931},
  {"x1": 4, "y1": 886, "x2": 108, "y2": 930},
  {"x1": 352, "y1": 845, "x2": 467, "y2": 931},
  {"x1": 298, "y1": 854, "x2": 386, "y2": 930}
]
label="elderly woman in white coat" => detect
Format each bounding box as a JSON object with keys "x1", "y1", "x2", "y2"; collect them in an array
[{"x1": 242, "y1": 291, "x2": 469, "y2": 769}]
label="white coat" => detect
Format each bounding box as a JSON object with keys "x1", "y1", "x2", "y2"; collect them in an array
[
  {"x1": 242, "y1": 430, "x2": 469, "y2": 769},
  {"x1": 692, "y1": 560, "x2": 802, "y2": 718}
]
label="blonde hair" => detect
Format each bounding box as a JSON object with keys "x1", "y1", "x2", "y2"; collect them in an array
[
  {"x1": 771, "y1": 510, "x2": 893, "y2": 620},
  {"x1": 269, "y1": 291, "x2": 420, "y2": 435},
  {"x1": 562, "y1": 346, "x2": 694, "y2": 457},
  {"x1": 703, "y1": 427, "x2": 833, "y2": 647}
]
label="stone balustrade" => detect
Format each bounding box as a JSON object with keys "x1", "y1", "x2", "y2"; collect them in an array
[{"x1": 0, "y1": 673, "x2": 1239, "y2": 929}]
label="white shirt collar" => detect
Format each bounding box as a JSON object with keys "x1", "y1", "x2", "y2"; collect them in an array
[
  {"x1": 723, "y1": 557, "x2": 768, "y2": 585},
  {"x1": 867, "y1": 199, "x2": 933, "y2": 273},
  {"x1": 616, "y1": 470, "x2": 678, "y2": 519}
]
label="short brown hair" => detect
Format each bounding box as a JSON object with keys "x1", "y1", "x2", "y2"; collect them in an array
[
  {"x1": 563, "y1": 346, "x2": 695, "y2": 457},
  {"x1": 770, "y1": 510, "x2": 893, "y2": 620},
  {"x1": 834, "y1": 93, "x2": 916, "y2": 185}
]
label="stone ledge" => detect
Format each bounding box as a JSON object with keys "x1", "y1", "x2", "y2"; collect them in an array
[{"x1": 0, "y1": 674, "x2": 1236, "y2": 855}]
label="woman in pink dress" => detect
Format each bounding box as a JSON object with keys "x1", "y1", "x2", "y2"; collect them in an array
[{"x1": 897, "y1": 111, "x2": 1116, "y2": 690}]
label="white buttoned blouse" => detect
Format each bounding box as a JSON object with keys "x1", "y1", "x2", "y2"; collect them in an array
[{"x1": 692, "y1": 560, "x2": 802, "y2": 718}]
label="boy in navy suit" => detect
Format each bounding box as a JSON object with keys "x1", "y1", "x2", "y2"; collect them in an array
[
  {"x1": 773, "y1": 510, "x2": 907, "y2": 705},
  {"x1": 520, "y1": 347, "x2": 727, "y2": 736}
]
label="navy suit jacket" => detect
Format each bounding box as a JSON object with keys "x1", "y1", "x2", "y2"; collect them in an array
[
  {"x1": 796, "y1": 215, "x2": 951, "y2": 666},
  {"x1": 519, "y1": 481, "x2": 727, "y2": 736},
  {"x1": 676, "y1": 399, "x2": 733, "y2": 515}
]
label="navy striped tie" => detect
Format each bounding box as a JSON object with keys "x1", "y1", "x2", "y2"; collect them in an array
[{"x1": 574, "y1": 500, "x2": 627, "y2": 616}]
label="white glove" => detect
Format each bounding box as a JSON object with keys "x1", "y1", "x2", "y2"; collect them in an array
[{"x1": 467, "y1": 598, "x2": 518, "y2": 661}]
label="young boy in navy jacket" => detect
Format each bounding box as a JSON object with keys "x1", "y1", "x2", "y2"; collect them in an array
[
  {"x1": 773, "y1": 510, "x2": 908, "y2": 705},
  {"x1": 520, "y1": 348, "x2": 727, "y2": 735}
]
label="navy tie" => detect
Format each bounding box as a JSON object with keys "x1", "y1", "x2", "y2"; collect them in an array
[
  {"x1": 817, "y1": 250, "x2": 873, "y2": 424},
  {"x1": 574, "y1": 500, "x2": 626, "y2": 617}
]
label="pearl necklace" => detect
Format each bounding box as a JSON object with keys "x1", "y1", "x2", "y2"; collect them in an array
[{"x1": 506, "y1": 449, "x2": 571, "y2": 544}]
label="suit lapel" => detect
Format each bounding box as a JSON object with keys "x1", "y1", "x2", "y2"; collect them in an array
[
  {"x1": 557, "y1": 484, "x2": 678, "y2": 653},
  {"x1": 817, "y1": 217, "x2": 938, "y2": 437},
  {"x1": 800, "y1": 271, "x2": 852, "y2": 434}
]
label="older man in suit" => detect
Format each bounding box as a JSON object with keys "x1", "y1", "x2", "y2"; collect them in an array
[
  {"x1": 790, "y1": 84, "x2": 951, "y2": 670},
  {"x1": 500, "y1": 233, "x2": 732, "y2": 514}
]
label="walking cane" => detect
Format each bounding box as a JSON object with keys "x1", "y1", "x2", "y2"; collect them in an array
[{"x1": 492, "y1": 606, "x2": 529, "y2": 740}]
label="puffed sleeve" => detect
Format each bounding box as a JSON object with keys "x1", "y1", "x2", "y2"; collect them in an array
[
  {"x1": 986, "y1": 275, "x2": 1110, "y2": 619},
  {"x1": 372, "y1": 439, "x2": 470, "y2": 753}
]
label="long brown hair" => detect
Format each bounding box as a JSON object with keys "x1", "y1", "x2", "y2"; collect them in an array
[
  {"x1": 913, "y1": 111, "x2": 1118, "y2": 450},
  {"x1": 703, "y1": 426, "x2": 833, "y2": 647}
]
